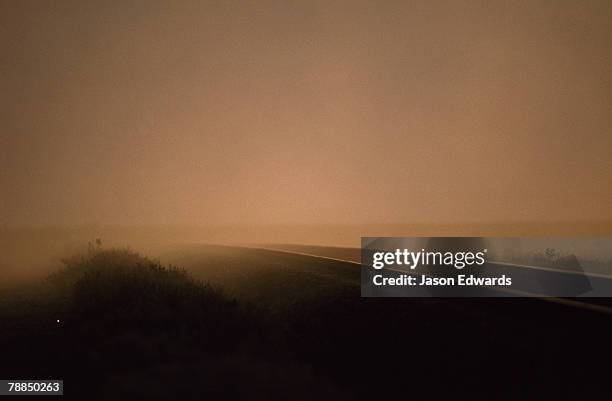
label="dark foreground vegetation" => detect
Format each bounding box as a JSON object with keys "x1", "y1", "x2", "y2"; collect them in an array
[
  {"x1": 1, "y1": 249, "x2": 349, "y2": 400},
  {"x1": 1, "y1": 246, "x2": 611, "y2": 400}
]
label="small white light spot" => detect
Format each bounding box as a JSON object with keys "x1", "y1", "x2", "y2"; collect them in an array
[{"x1": 56, "y1": 319, "x2": 60, "y2": 323}]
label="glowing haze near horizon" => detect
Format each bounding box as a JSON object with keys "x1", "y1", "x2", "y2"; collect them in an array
[{"x1": 1, "y1": 0, "x2": 611, "y2": 227}]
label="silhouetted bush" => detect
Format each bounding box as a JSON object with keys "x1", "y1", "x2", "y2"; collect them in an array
[{"x1": 49, "y1": 249, "x2": 257, "y2": 356}]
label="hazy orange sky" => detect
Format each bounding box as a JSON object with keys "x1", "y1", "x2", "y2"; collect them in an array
[{"x1": 1, "y1": 0, "x2": 611, "y2": 226}]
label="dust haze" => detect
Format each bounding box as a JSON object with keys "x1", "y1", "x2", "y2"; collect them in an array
[{"x1": 2, "y1": 1, "x2": 611, "y2": 283}]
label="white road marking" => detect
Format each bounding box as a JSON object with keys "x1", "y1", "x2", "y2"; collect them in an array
[
  {"x1": 489, "y1": 260, "x2": 612, "y2": 279},
  {"x1": 249, "y1": 246, "x2": 612, "y2": 316}
]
